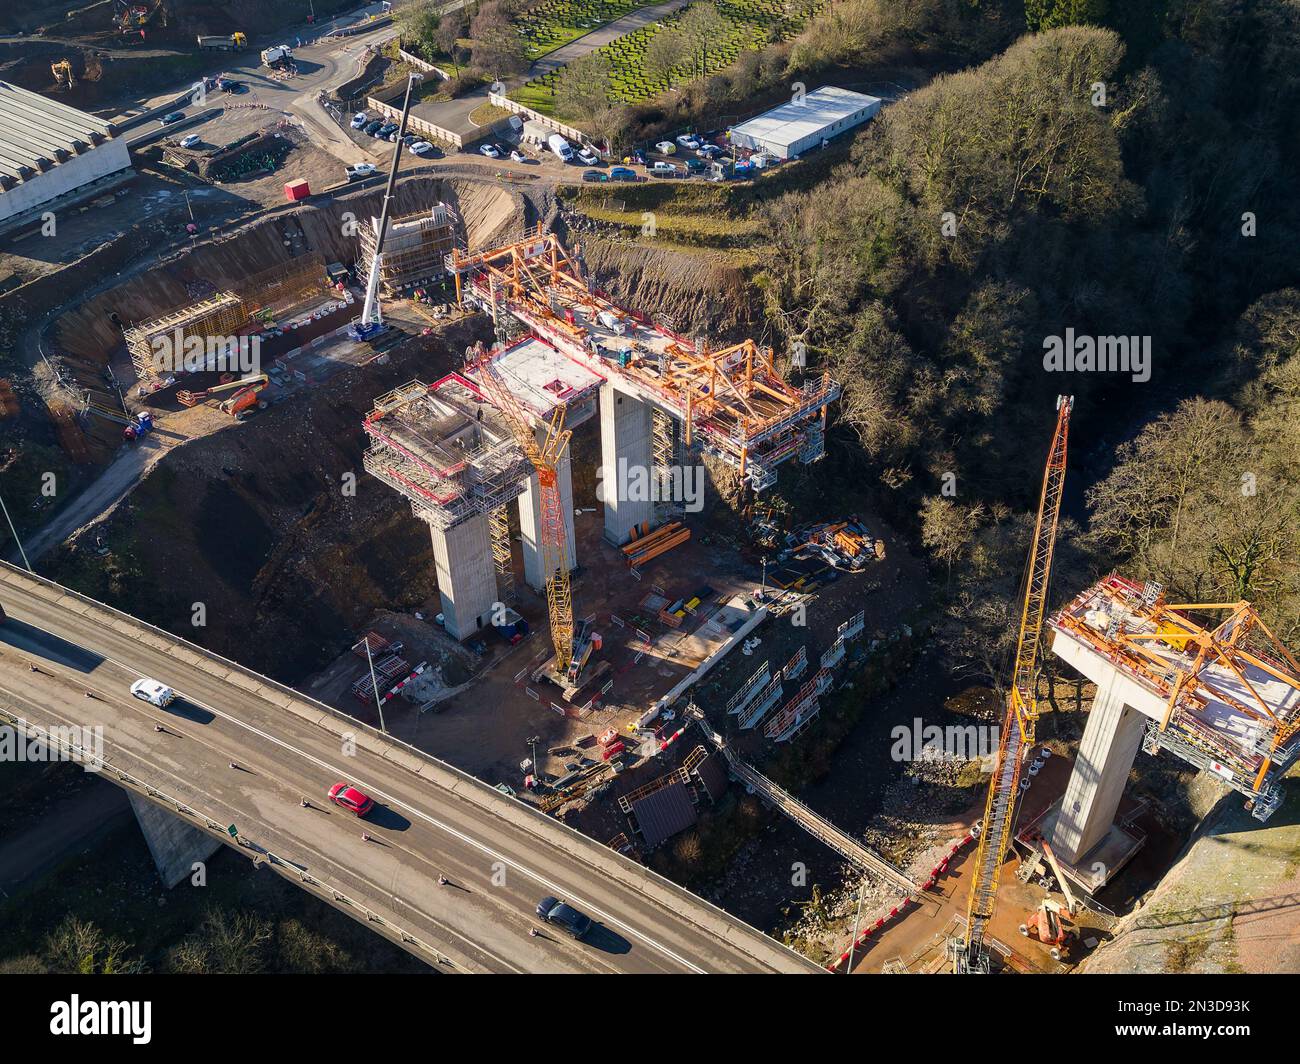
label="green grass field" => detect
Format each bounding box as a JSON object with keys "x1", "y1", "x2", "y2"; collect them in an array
[{"x1": 511, "y1": 0, "x2": 825, "y2": 116}]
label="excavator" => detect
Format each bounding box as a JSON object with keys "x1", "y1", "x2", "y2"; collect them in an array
[
  {"x1": 51, "y1": 60, "x2": 76, "y2": 89},
  {"x1": 177, "y1": 374, "x2": 268, "y2": 417}
]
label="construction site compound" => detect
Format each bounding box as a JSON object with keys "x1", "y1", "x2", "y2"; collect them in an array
[{"x1": 5, "y1": 32, "x2": 1299, "y2": 983}]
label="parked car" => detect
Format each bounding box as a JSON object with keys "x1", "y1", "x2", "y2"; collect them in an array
[
  {"x1": 650, "y1": 160, "x2": 679, "y2": 177},
  {"x1": 411, "y1": 141, "x2": 435, "y2": 156},
  {"x1": 576, "y1": 147, "x2": 599, "y2": 166},
  {"x1": 675, "y1": 133, "x2": 700, "y2": 150},
  {"x1": 479, "y1": 142, "x2": 501, "y2": 158},
  {"x1": 654, "y1": 140, "x2": 676, "y2": 155},
  {"x1": 328, "y1": 782, "x2": 375, "y2": 817},
  {"x1": 180, "y1": 133, "x2": 202, "y2": 149},
  {"x1": 363, "y1": 120, "x2": 384, "y2": 135},
  {"x1": 510, "y1": 149, "x2": 527, "y2": 163},
  {"x1": 159, "y1": 111, "x2": 186, "y2": 125},
  {"x1": 130, "y1": 678, "x2": 176, "y2": 707},
  {"x1": 345, "y1": 162, "x2": 377, "y2": 180},
  {"x1": 350, "y1": 112, "x2": 370, "y2": 129},
  {"x1": 220, "y1": 79, "x2": 246, "y2": 94},
  {"x1": 582, "y1": 168, "x2": 607, "y2": 182},
  {"x1": 609, "y1": 166, "x2": 637, "y2": 182},
  {"x1": 536, "y1": 896, "x2": 593, "y2": 939},
  {"x1": 402, "y1": 133, "x2": 416, "y2": 145},
  {"x1": 697, "y1": 143, "x2": 722, "y2": 158},
  {"x1": 374, "y1": 123, "x2": 398, "y2": 139},
  {"x1": 684, "y1": 157, "x2": 705, "y2": 173}
]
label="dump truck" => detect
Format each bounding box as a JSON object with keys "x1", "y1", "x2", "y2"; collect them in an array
[{"x1": 197, "y1": 32, "x2": 247, "y2": 51}]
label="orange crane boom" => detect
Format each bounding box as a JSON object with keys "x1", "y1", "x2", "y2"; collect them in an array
[
  {"x1": 954, "y1": 395, "x2": 1073, "y2": 974},
  {"x1": 474, "y1": 355, "x2": 575, "y2": 672}
]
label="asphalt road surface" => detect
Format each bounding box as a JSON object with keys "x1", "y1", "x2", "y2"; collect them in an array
[{"x1": 0, "y1": 563, "x2": 820, "y2": 974}]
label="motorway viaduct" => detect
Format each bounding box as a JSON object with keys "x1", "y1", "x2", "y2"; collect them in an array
[{"x1": 0, "y1": 561, "x2": 820, "y2": 974}]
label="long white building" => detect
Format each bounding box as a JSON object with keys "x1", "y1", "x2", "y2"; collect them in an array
[
  {"x1": 0, "y1": 80, "x2": 132, "y2": 229},
  {"x1": 729, "y1": 85, "x2": 882, "y2": 160}
]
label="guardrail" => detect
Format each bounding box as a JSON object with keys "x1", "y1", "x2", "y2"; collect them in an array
[
  {"x1": 0, "y1": 700, "x2": 459, "y2": 970},
  {"x1": 0, "y1": 560, "x2": 818, "y2": 972}
]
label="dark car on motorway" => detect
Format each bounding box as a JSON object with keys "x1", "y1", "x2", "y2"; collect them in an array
[
  {"x1": 159, "y1": 111, "x2": 186, "y2": 125},
  {"x1": 536, "y1": 896, "x2": 593, "y2": 939}
]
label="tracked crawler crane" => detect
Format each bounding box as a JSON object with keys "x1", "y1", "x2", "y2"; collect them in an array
[
  {"x1": 473, "y1": 356, "x2": 576, "y2": 674},
  {"x1": 952, "y1": 395, "x2": 1073, "y2": 974}
]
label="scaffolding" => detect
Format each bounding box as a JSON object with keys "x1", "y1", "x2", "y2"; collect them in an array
[
  {"x1": 1051, "y1": 574, "x2": 1300, "y2": 820},
  {"x1": 123, "y1": 292, "x2": 245, "y2": 382},
  {"x1": 446, "y1": 228, "x2": 840, "y2": 492},
  {"x1": 237, "y1": 253, "x2": 332, "y2": 318},
  {"x1": 652, "y1": 406, "x2": 677, "y2": 523},
  {"x1": 362, "y1": 375, "x2": 533, "y2": 532},
  {"x1": 358, "y1": 204, "x2": 457, "y2": 296},
  {"x1": 488, "y1": 504, "x2": 516, "y2": 605}
]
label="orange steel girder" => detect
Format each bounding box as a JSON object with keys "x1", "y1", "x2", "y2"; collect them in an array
[{"x1": 450, "y1": 230, "x2": 835, "y2": 474}]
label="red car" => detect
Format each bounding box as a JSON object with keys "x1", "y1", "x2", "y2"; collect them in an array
[{"x1": 328, "y1": 782, "x2": 374, "y2": 817}]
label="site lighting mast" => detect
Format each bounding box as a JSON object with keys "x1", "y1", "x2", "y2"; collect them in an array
[{"x1": 350, "y1": 72, "x2": 422, "y2": 343}]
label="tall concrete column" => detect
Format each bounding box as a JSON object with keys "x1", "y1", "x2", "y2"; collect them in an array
[
  {"x1": 430, "y1": 514, "x2": 498, "y2": 639},
  {"x1": 599, "y1": 382, "x2": 654, "y2": 546},
  {"x1": 129, "y1": 793, "x2": 221, "y2": 889},
  {"x1": 518, "y1": 428, "x2": 576, "y2": 591},
  {"x1": 1050, "y1": 674, "x2": 1147, "y2": 864}
]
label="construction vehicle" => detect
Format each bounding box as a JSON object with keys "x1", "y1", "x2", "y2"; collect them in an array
[
  {"x1": 51, "y1": 59, "x2": 75, "y2": 89},
  {"x1": 122, "y1": 411, "x2": 154, "y2": 442},
  {"x1": 348, "y1": 73, "x2": 423, "y2": 344},
  {"x1": 197, "y1": 32, "x2": 247, "y2": 51},
  {"x1": 1020, "y1": 836, "x2": 1078, "y2": 961},
  {"x1": 177, "y1": 374, "x2": 268, "y2": 416},
  {"x1": 260, "y1": 45, "x2": 293, "y2": 67},
  {"x1": 951, "y1": 395, "x2": 1073, "y2": 975}
]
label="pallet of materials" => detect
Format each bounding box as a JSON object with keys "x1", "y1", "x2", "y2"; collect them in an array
[{"x1": 623, "y1": 521, "x2": 690, "y2": 569}]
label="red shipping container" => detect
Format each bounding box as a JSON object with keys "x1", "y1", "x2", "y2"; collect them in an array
[
  {"x1": 601, "y1": 741, "x2": 625, "y2": 761},
  {"x1": 284, "y1": 179, "x2": 311, "y2": 202}
]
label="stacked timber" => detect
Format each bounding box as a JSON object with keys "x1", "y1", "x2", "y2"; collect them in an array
[{"x1": 622, "y1": 521, "x2": 690, "y2": 569}]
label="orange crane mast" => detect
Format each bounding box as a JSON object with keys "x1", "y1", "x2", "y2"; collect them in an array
[
  {"x1": 953, "y1": 395, "x2": 1073, "y2": 974},
  {"x1": 473, "y1": 355, "x2": 576, "y2": 673}
]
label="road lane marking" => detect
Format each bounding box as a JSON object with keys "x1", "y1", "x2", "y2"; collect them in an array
[{"x1": 6, "y1": 625, "x2": 709, "y2": 972}]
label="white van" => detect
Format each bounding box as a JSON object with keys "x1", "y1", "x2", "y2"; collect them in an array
[
  {"x1": 548, "y1": 133, "x2": 574, "y2": 162},
  {"x1": 130, "y1": 678, "x2": 176, "y2": 707}
]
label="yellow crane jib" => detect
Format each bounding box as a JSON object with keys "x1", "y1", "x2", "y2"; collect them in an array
[{"x1": 954, "y1": 395, "x2": 1073, "y2": 974}]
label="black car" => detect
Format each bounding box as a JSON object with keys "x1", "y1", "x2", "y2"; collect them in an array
[
  {"x1": 536, "y1": 896, "x2": 592, "y2": 939},
  {"x1": 159, "y1": 111, "x2": 186, "y2": 125},
  {"x1": 363, "y1": 120, "x2": 384, "y2": 135}
]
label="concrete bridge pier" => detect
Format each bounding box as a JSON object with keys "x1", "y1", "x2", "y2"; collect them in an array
[
  {"x1": 600, "y1": 382, "x2": 655, "y2": 546},
  {"x1": 430, "y1": 514, "x2": 499, "y2": 639},
  {"x1": 1048, "y1": 673, "x2": 1147, "y2": 865},
  {"x1": 129, "y1": 793, "x2": 221, "y2": 889}
]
